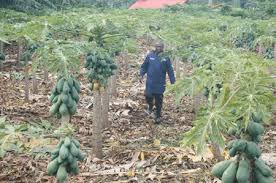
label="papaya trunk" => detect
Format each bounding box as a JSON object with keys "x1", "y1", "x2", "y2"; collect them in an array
[
  {"x1": 44, "y1": 69, "x2": 49, "y2": 83},
  {"x1": 233, "y1": 0, "x2": 240, "y2": 8},
  {"x1": 210, "y1": 143, "x2": 224, "y2": 161},
  {"x1": 24, "y1": 67, "x2": 30, "y2": 102},
  {"x1": 193, "y1": 94, "x2": 204, "y2": 113},
  {"x1": 92, "y1": 87, "x2": 103, "y2": 158},
  {"x1": 176, "y1": 58, "x2": 180, "y2": 79},
  {"x1": 0, "y1": 41, "x2": 3, "y2": 53},
  {"x1": 17, "y1": 44, "x2": 22, "y2": 69},
  {"x1": 258, "y1": 44, "x2": 263, "y2": 56},
  {"x1": 61, "y1": 115, "x2": 70, "y2": 125},
  {"x1": 274, "y1": 45, "x2": 276, "y2": 60},
  {"x1": 32, "y1": 71, "x2": 38, "y2": 94},
  {"x1": 111, "y1": 72, "x2": 117, "y2": 97},
  {"x1": 102, "y1": 86, "x2": 110, "y2": 129}
]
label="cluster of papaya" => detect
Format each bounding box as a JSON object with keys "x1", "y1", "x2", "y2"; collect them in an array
[
  {"x1": 85, "y1": 50, "x2": 117, "y2": 87},
  {"x1": 49, "y1": 76, "x2": 81, "y2": 118},
  {"x1": 0, "y1": 52, "x2": 5, "y2": 61},
  {"x1": 203, "y1": 81, "x2": 223, "y2": 98},
  {"x1": 47, "y1": 136, "x2": 85, "y2": 182},
  {"x1": 212, "y1": 112, "x2": 274, "y2": 183}
]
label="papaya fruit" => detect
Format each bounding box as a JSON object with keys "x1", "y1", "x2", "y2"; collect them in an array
[
  {"x1": 253, "y1": 135, "x2": 262, "y2": 143},
  {"x1": 57, "y1": 78, "x2": 65, "y2": 93},
  {"x1": 59, "y1": 144, "x2": 69, "y2": 160},
  {"x1": 233, "y1": 139, "x2": 247, "y2": 152},
  {"x1": 70, "y1": 142, "x2": 80, "y2": 157},
  {"x1": 68, "y1": 77, "x2": 74, "y2": 88},
  {"x1": 57, "y1": 139, "x2": 64, "y2": 148},
  {"x1": 57, "y1": 165, "x2": 68, "y2": 182},
  {"x1": 60, "y1": 94, "x2": 69, "y2": 104},
  {"x1": 245, "y1": 142, "x2": 261, "y2": 158},
  {"x1": 59, "y1": 103, "x2": 69, "y2": 116},
  {"x1": 49, "y1": 102, "x2": 60, "y2": 116},
  {"x1": 71, "y1": 164, "x2": 80, "y2": 175},
  {"x1": 211, "y1": 160, "x2": 232, "y2": 179},
  {"x1": 251, "y1": 112, "x2": 263, "y2": 123},
  {"x1": 236, "y1": 159, "x2": 250, "y2": 183},
  {"x1": 47, "y1": 158, "x2": 59, "y2": 176},
  {"x1": 52, "y1": 95, "x2": 59, "y2": 104},
  {"x1": 229, "y1": 147, "x2": 237, "y2": 157},
  {"x1": 52, "y1": 148, "x2": 60, "y2": 156},
  {"x1": 49, "y1": 94, "x2": 56, "y2": 103},
  {"x1": 73, "y1": 79, "x2": 81, "y2": 93},
  {"x1": 71, "y1": 87, "x2": 80, "y2": 102},
  {"x1": 72, "y1": 138, "x2": 80, "y2": 148},
  {"x1": 69, "y1": 103, "x2": 77, "y2": 115},
  {"x1": 222, "y1": 161, "x2": 238, "y2": 183},
  {"x1": 67, "y1": 95, "x2": 75, "y2": 108},
  {"x1": 254, "y1": 158, "x2": 272, "y2": 177},
  {"x1": 68, "y1": 152, "x2": 74, "y2": 163},
  {"x1": 51, "y1": 154, "x2": 58, "y2": 161},
  {"x1": 64, "y1": 137, "x2": 71, "y2": 147},
  {"x1": 246, "y1": 121, "x2": 264, "y2": 137},
  {"x1": 254, "y1": 169, "x2": 274, "y2": 183},
  {"x1": 77, "y1": 151, "x2": 85, "y2": 161},
  {"x1": 62, "y1": 81, "x2": 70, "y2": 94}
]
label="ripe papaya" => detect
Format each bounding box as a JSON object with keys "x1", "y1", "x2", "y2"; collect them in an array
[
  {"x1": 57, "y1": 165, "x2": 68, "y2": 182},
  {"x1": 59, "y1": 103, "x2": 69, "y2": 116},
  {"x1": 70, "y1": 142, "x2": 80, "y2": 157},
  {"x1": 62, "y1": 81, "x2": 70, "y2": 94},
  {"x1": 254, "y1": 158, "x2": 272, "y2": 177},
  {"x1": 73, "y1": 79, "x2": 81, "y2": 93},
  {"x1": 246, "y1": 121, "x2": 264, "y2": 137},
  {"x1": 72, "y1": 138, "x2": 80, "y2": 148},
  {"x1": 245, "y1": 142, "x2": 261, "y2": 158},
  {"x1": 47, "y1": 158, "x2": 59, "y2": 176},
  {"x1": 64, "y1": 137, "x2": 71, "y2": 147},
  {"x1": 59, "y1": 144, "x2": 69, "y2": 160},
  {"x1": 254, "y1": 168, "x2": 274, "y2": 183},
  {"x1": 71, "y1": 87, "x2": 80, "y2": 102},
  {"x1": 211, "y1": 160, "x2": 232, "y2": 179},
  {"x1": 236, "y1": 159, "x2": 250, "y2": 183},
  {"x1": 222, "y1": 161, "x2": 238, "y2": 183},
  {"x1": 57, "y1": 78, "x2": 65, "y2": 93}
]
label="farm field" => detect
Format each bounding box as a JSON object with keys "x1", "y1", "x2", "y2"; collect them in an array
[{"x1": 0, "y1": 1, "x2": 276, "y2": 183}]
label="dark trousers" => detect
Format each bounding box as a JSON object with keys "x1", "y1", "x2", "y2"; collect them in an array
[{"x1": 146, "y1": 94, "x2": 163, "y2": 118}]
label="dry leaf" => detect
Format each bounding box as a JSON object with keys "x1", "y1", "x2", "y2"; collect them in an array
[{"x1": 153, "y1": 139, "x2": 161, "y2": 147}]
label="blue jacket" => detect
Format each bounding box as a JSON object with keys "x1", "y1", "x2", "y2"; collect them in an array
[{"x1": 140, "y1": 51, "x2": 175, "y2": 96}]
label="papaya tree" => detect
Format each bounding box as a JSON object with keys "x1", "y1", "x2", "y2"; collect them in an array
[{"x1": 47, "y1": 123, "x2": 85, "y2": 183}]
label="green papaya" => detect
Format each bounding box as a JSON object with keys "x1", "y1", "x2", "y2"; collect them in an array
[
  {"x1": 253, "y1": 135, "x2": 262, "y2": 143},
  {"x1": 69, "y1": 103, "x2": 77, "y2": 115},
  {"x1": 57, "y1": 78, "x2": 65, "y2": 93},
  {"x1": 71, "y1": 164, "x2": 80, "y2": 175},
  {"x1": 68, "y1": 77, "x2": 74, "y2": 88},
  {"x1": 52, "y1": 95, "x2": 59, "y2": 103},
  {"x1": 57, "y1": 139, "x2": 64, "y2": 148},
  {"x1": 245, "y1": 142, "x2": 261, "y2": 158},
  {"x1": 51, "y1": 154, "x2": 58, "y2": 161},
  {"x1": 222, "y1": 161, "x2": 238, "y2": 183},
  {"x1": 60, "y1": 94, "x2": 69, "y2": 104},
  {"x1": 49, "y1": 102, "x2": 60, "y2": 116},
  {"x1": 254, "y1": 158, "x2": 272, "y2": 177},
  {"x1": 236, "y1": 160, "x2": 250, "y2": 183},
  {"x1": 57, "y1": 155, "x2": 63, "y2": 163},
  {"x1": 62, "y1": 81, "x2": 70, "y2": 94},
  {"x1": 70, "y1": 142, "x2": 80, "y2": 157},
  {"x1": 71, "y1": 87, "x2": 80, "y2": 102},
  {"x1": 72, "y1": 138, "x2": 80, "y2": 148},
  {"x1": 68, "y1": 152, "x2": 74, "y2": 163},
  {"x1": 251, "y1": 112, "x2": 263, "y2": 123},
  {"x1": 47, "y1": 158, "x2": 59, "y2": 176},
  {"x1": 52, "y1": 148, "x2": 60, "y2": 156},
  {"x1": 247, "y1": 121, "x2": 264, "y2": 137},
  {"x1": 233, "y1": 139, "x2": 247, "y2": 152},
  {"x1": 211, "y1": 160, "x2": 232, "y2": 179},
  {"x1": 67, "y1": 95, "x2": 75, "y2": 108},
  {"x1": 49, "y1": 94, "x2": 56, "y2": 103},
  {"x1": 229, "y1": 147, "x2": 237, "y2": 157},
  {"x1": 57, "y1": 165, "x2": 68, "y2": 182},
  {"x1": 254, "y1": 169, "x2": 274, "y2": 183},
  {"x1": 59, "y1": 103, "x2": 69, "y2": 116},
  {"x1": 64, "y1": 137, "x2": 71, "y2": 147},
  {"x1": 59, "y1": 144, "x2": 69, "y2": 160},
  {"x1": 73, "y1": 79, "x2": 81, "y2": 93},
  {"x1": 77, "y1": 151, "x2": 85, "y2": 161}
]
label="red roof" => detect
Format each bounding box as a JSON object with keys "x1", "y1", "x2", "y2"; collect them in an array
[{"x1": 129, "y1": 0, "x2": 187, "y2": 9}]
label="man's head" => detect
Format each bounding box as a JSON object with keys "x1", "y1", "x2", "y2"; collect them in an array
[{"x1": 154, "y1": 41, "x2": 164, "y2": 54}]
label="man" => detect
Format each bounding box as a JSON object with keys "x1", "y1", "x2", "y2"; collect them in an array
[{"x1": 140, "y1": 41, "x2": 175, "y2": 124}]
